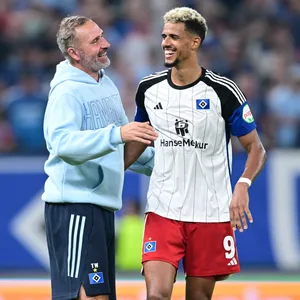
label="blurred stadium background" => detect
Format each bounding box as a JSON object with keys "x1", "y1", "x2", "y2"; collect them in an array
[{"x1": 0, "y1": 0, "x2": 300, "y2": 299}]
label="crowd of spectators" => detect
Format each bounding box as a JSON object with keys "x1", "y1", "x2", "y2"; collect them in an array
[{"x1": 0, "y1": 0, "x2": 300, "y2": 154}]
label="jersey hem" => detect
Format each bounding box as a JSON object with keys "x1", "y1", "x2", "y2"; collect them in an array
[{"x1": 43, "y1": 199, "x2": 120, "y2": 212}]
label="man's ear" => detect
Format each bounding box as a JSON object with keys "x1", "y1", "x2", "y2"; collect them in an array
[
  {"x1": 192, "y1": 37, "x2": 201, "y2": 50},
  {"x1": 67, "y1": 47, "x2": 80, "y2": 61}
]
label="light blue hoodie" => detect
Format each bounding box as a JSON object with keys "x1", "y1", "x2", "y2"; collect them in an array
[{"x1": 42, "y1": 60, "x2": 154, "y2": 211}]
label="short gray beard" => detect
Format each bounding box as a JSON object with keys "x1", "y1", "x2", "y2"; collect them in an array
[{"x1": 79, "y1": 51, "x2": 111, "y2": 73}]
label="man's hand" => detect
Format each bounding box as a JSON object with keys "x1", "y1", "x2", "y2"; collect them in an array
[
  {"x1": 121, "y1": 122, "x2": 158, "y2": 144},
  {"x1": 229, "y1": 182, "x2": 253, "y2": 232}
]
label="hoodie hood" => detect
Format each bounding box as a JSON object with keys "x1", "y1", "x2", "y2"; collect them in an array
[{"x1": 49, "y1": 60, "x2": 104, "y2": 96}]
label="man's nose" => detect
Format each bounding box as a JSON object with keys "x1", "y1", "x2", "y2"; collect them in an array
[
  {"x1": 162, "y1": 36, "x2": 171, "y2": 48},
  {"x1": 102, "y1": 38, "x2": 110, "y2": 49}
]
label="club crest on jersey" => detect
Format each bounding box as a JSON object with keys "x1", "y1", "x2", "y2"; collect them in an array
[
  {"x1": 89, "y1": 272, "x2": 104, "y2": 284},
  {"x1": 144, "y1": 241, "x2": 156, "y2": 253},
  {"x1": 196, "y1": 99, "x2": 210, "y2": 110},
  {"x1": 242, "y1": 104, "x2": 254, "y2": 123}
]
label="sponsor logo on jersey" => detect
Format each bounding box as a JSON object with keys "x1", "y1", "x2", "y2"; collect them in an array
[
  {"x1": 165, "y1": 118, "x2": 208, "y2": 149},
  {"x1": 89, "y1": 272, "x2": 104, "y2": 284},
  {"x1": 144, "y1": 241, "x2": 156, "y2": 253},
  {"x1": 242, "y1": 104, "x2": 254, "y2": 123},
  {"x1": 160, "y1": 139, "x2": 208, "y2": 149},
  {"x1": 196, "y1": 98, "x2": 210, "y2": 110},
  {"x1": 175, "y1": 119, "x2": 189, "y2": 136}
]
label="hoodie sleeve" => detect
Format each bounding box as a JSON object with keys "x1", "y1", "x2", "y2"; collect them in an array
[
  {"x1": 45, "y1": 93, "x2": 123, "y2": 165},
  {"x1": 128, "y1": 146, "x2": 155, "y2": 176}
]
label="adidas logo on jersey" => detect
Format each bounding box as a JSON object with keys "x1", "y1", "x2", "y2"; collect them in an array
[
  {"x1": 154, "y1": 102, "x2": 163, "y2": 110},
  {"x1": 227, "y1": 258, "x2": 238, "y2": 266}
]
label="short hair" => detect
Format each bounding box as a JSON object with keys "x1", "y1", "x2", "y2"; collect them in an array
[
  {"x1": 163, "y1": 7, "x2": 208, "y2": 45},
  {"x1": 56, "y1": 15, "x2": 92, "y2": 60}
]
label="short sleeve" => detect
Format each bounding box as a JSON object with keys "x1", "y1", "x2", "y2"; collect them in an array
[
  {"x1": 134, "y1": 82, "x2": 150, "y2": 122},
  {"x1": 202, "y1": 69, "x2": 257, "y2": 137},
  {"x1": 228, "y1": 101, "x2": 257, "y2": 137},
  {"x1": 215, "y1": 78, "x2": 257, "y2": 137}
]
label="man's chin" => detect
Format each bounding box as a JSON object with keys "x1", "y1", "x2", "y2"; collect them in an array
[
  {"x1": 164, "y1": 59, "x2": 178, "y2": 68},
  {"x1": 100, "y1": 57, "x2": 111, "y2": 69},
  {"x1": 92, "y1": 58, "x2": 110, "y2": 72}
]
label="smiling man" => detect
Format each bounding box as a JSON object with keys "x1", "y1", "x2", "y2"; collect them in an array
[
  {"x1": 43, "y1": 16, "x2": 158, "y2": 300},
  {"x1": 125, "y1": 6, "x2": 267, "y2": 300}
]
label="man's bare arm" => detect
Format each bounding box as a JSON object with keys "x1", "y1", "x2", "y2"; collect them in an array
[
  {"x1": 229, "y1": 129, "x2": 267, "y2": 231},
  {"x1": 124, "y1": 142, "x2": 148, "y2": 170},
  {"x1": 238, "y1": 129, "x2": 267, "y2": 182}
]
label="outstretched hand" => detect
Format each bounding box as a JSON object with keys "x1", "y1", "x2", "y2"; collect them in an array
[
  {"x1": 229, "y1": 182, "x2": 253, "y2": 232},
  {"x1": 121, "y1": 121, "x2": 158, "y2": 144}
]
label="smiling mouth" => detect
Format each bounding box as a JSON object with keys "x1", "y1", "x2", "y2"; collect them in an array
[
  {"x1": 98, "y1": 52, "x2": 107, "y2": 57},
  {"x1": 164, "y1": 50, "x2": 176, "y2": 58}
]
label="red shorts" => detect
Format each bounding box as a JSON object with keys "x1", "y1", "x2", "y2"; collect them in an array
[{"x1": 142, "y1": 212, "x2": 240, "y2": 277}]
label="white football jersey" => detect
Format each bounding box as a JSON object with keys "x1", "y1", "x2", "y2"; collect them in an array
[{"x1": 135, "y1": 68, "x2": 256, "y2": 222}]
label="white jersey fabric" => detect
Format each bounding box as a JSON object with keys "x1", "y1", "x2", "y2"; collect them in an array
[{"x1": 135, "y1": 68, "x2": 256, "y2": 222}]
